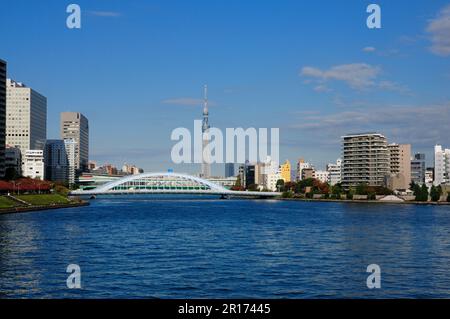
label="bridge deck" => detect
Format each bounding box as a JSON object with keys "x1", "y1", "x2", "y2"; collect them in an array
[{"x1": 70, "y1": 189, "x2": 280, "y2": 198}]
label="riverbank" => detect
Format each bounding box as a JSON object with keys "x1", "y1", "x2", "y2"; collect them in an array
[
  {"x1": 279, "y1": 197, "x2": 450, "y2": 205},
  {"x1": 0, "y1": 194, "x2": 89, "y2": 215}
]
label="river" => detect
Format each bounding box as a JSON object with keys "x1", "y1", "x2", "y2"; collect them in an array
[{"x1": 1, "y1": 196, "x2": 449, "y2": 298}]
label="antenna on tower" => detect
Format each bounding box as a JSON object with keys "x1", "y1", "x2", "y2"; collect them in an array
[{"x1": 203, "y1": 84, "x2": 208, "y2": 112}]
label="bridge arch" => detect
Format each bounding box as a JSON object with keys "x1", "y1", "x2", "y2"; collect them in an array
[
  {"x1": 80, "y1": 172, "x2": 230, "y2": 194},
  {"x1": 70, "y1": 172, "x2": 280, "y2": 197}
]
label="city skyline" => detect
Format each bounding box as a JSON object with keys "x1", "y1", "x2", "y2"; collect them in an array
[{"x1": 1, "y1": 1, "x2": 449, "y2": 174}]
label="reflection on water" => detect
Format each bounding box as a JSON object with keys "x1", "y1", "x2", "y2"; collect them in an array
[{"x1": 1, "y1": 197, "x2": 450, "y2": 298}]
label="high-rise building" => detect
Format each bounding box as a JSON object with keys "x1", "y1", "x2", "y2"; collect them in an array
[
  {"x1": 61, "y1": 112, "x2": 89, "y2": 173},
  {"x1": 64, "y1": 138, "x2": 76, "y2": 186},
  {"x1": 280, "y1": 160, "x2": 291, "y2": 182},
  {"x1": 6, "y1": 79, "x2": 47, "y2": 154},
  {"x1": 201, "y1": 85, "x2": 210, "y2": 178},
  {"x1": 45, "y1": 140, "x2": 69, "y2": 184},
  {"x1": 225, "y1": 163, "x2": 235, "y2": 178},
  {"x1": 342, "y1": 133, "x2": 389, "y2": 188},
  {"x1": 0, "y1": 59, "x2": 6, "y2": 178},
  {"x1": 411, "y1": 153, "x2": 426, "y2": 185},
  {"x1": 327, "y1": 158, "x2": 342, "y2": 186},
  {"x1": 386, "y1": 143, "x2": 411, "y2": 190},
  {"x1": 434, "y1": 145, "x2": 450, "y2": 186},
  {"x1": 22, "y1": 149, "x2": 45, "y2": 180}
]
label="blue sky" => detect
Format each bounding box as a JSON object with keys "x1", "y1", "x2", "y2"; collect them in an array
[{"x1": 1, "y1": 0, "x2": 449, "y2": 174}]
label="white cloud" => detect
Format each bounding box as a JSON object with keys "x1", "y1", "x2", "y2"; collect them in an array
[
  {"x1": 300, "y1": 63, "x2": 409, "y2": 93},
  {"x1": 88, "y1": 11, "x2": 122, "y2": 17},
  {"x1": 426, "y1": 4, "x2": 450, "y2": 56},
  {"x1": 289, "y1": 103, "x2": 450, "y2": 147},
  {"x1": 362, "y1": 46, "x2": 376, "y2": 53},
  {"x1": 301, "y1": 63, "x2": 380, "y2": 90}
]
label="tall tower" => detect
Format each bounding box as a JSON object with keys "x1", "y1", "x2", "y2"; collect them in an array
[
  {"x1": 6, "y1": 78, "x2": 47, "y2": 153},
  {"x1": 0, "y1": 59, "x2": 6, "y2": 178},
  {"x1": 201, "y1": 85, "x2": 211, "y2": 178},
  {"x1": 60, "y1": 112, "x2": 89, "y2": 173}
]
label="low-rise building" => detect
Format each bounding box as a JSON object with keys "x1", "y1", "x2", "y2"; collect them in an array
[
  {"x1": 327, "y1": 159, "x2": 342, "y2": 186},
  {"x1": 411, "y1": 153, "x2": 426, "y2": 185},
  {"x1": 280, "y1": 160, "x2": 291, "y2": 182},
  {"x1": 302, "y1": 168, "x2": 315, "y2": 180},
  {"x1": 5, "y1": 145, "x2": 22, "y2": 176},
  {"x1": 315, "y1": 170, "x2": 329, "y2": 183},
  {"x1": 434, "y1": 145, "x2": 450, "y2": 186},
  {"x1": 22, "y1": 150, "x2": 44, "y2": 180},
  {"x1": 296, "y1": 158, "x2": 312, "y2": 181}
]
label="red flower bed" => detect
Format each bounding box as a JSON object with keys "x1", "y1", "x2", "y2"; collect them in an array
[{"x1": 0, "y1": 178, "x2": 52, "y2": 192}]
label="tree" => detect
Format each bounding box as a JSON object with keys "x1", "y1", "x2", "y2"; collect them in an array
[
  {"x1": 331, "y1": 183, "x2": 343, "y2": 199},
  {"x1": 247, "y1": 184, "x2": 259, "y2": 192},
  {"x1": 284, "y1": 182, "x2": 296, "y2": 192},
  {"x1": 347, "y1": 187, "x2": 355, "y2": 200},
  {"x1": 416, "y1": 184, "x2": 429, "y2": 202},
  {"x1": 276, "y1": 179, "x2": 285, "y2": 192},
  {"x1": 356, "y1": 183, "x2": 369, "y2": 195},
  {"x1": 430, "y1": 185, "x2": 442, "y2": 202},
  {"x1": 54, "y1": 184, "x2": 70, "y2": 196},
  {"x1": 447, "y1": 193, "x2": 450, "y2": 202}
]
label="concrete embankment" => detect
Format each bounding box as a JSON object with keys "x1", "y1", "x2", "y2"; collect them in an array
[
  {"x1": 279, "y1": 197, "x2": 450, "y2": 205},
  {"x1": 0, "y1": 201, "x2": 89, "y2": 215}
]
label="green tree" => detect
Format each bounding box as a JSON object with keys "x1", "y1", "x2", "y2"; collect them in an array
[
  {"x1": 355, "y1": 183, "x2": 368, "y2": 195},
  {"x1": 276, "y1": 179, "x2": 285, "y2": 192},
  {"x1": 430, "y1": 185, "x2": 442, "y2": 202},
  {"x1": 346, "y1": 187, "x2": 355, "y2": 200},
  {"x1": 416, "y1": 184, "x2": 429, "y2": 202},
  {"x1": 281, "y1": 191, "x2": 293, "y2": 198}
]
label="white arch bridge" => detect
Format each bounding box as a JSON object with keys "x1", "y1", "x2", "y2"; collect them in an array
[{"x1": 70, "y1": 172, "x2": 280, "y2": 198}]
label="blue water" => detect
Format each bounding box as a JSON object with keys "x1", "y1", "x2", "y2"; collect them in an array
[{"x1": 1, "y1": 196, "x2": 450, "y2": 298}]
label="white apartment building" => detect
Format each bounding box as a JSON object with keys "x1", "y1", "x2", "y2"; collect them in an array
[
  {"x1": 6, "y1": 79, "x2": 47, "y2": 155},
  {"x1": 65, "y1": 139, "x2": 76, "y2": 186},
  {"x1": 266, "y1": 171, "x2": 282, "y2": 192},
  {"x1": 434, "y1": 145, "x2": 450, "y2": 186},
  {"x1": 314, "y1": 170, "x2": 329, "y2": 183},
  {"x1": 22, "y1": 150, "x2": 45, "y2": 180},
  {"x1": 327, "y1": 159, "x2": 342, "y2": 186},
  {"x1": 261, "y1": 157, "x2": 282, "y2": 191}
]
